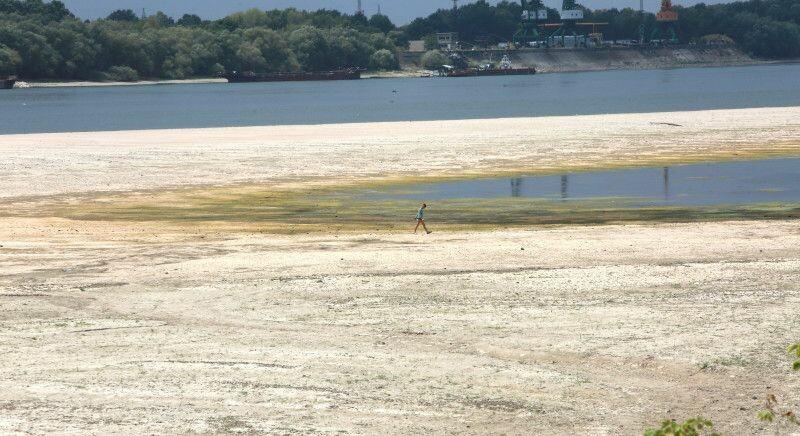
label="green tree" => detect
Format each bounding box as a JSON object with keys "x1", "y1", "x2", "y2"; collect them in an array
[
  {"x1": 0, "y1": 44, "x2": 21, "y2": 75},
  {"x1": 420, "y1": 49, "x2": 448, "y2": 69},
  {"x1": 369, "y1": 48, "x2": 396, "y2": 70},
  {"x1": 176, "y1": 14, "x2": 202, "y2": 27},
  {"x1": 146, "y1": 11, "x2": 175, "y2": 28},
  {"x1": 743, "y1": 19, "x2": 800, "y2": 58},
  {"x1": 106, "y1": 9, "x2": 138, "y2": 22},
  {"x1": 235, "y1": 28, "x2": 299, "y2": 72},
  {"x1": 289, "y1": 26, "x2": 330, "y2": 71},
  {"x1": 368, "y1": 14, "x2": 395, "y2": 33},
  {"x1": 104, "y1": 65, "x2": 139, "y2": 81}
]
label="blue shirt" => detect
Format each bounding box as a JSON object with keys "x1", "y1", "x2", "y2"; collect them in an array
[{"x1": 416, "y1": 207, "x2": 425, "y2": 219}]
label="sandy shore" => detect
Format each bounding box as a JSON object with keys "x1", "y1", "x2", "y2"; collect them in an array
[
  {"x1": 1, "y1": 107, "x2": 800, "y2": 434},
  {"x1": 1, "y1": 218, "x2": 799, "y2": 434},
  {"x1": 2, "y1": 106, "x2": 800, "y2": 199},
  {"x1": 14, "y1": 78, "x2": 227, "y2": 88}
]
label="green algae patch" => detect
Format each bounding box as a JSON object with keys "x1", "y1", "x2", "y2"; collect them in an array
[
  {"x1": 36, "y1": 152, "x2": 800, "y2": 233},
  {"x1": 50, "y1": 181, "x2": 800, "y2": 234}
]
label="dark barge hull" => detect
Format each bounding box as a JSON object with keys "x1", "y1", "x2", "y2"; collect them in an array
[
  {"x1": 444, "y1": 68, "x2": 537, "y2": 78},
  {"x1": 223, "y1": 69, "x2": 362, "y2": 83},
  {"x1": 1, "y1": 78, "x2": 16, "y2": 89}
]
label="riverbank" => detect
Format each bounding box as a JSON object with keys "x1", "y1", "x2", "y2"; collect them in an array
[
  {"x1": 1, "y1": 217, "x2": 799, "y2": 435},
  {"x1": 10, "y1": 47, "x2": 790, "y2": 88},
  {"x1": 400, "y1": 45, "x2": 780, "y2": 74},
  {"x1": 1, "y1": 107, "x2": 799, "y2": 434},
  {"x1": 14, "y1": 77, "x2": 227, "y2": 88},
  {"x1": 2, "y1": 106, "x2": 799, "y2": 201}
]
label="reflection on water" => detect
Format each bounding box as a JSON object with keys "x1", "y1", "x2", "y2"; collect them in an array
[
  {"x1": 373, "y1": 158, "x2": 800, "y2": 207},
  {"x1": 511, "y1": 178, "x2": 523, "y2": 197},
  {"x1": 511, "y1": 171, "x2": 666, "y2": 201}
]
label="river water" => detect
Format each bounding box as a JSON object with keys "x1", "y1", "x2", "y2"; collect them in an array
[
  {"x1": 367, "y1": 158, "x2": 800, "y2": 207},
  {"x1": 2, "y1": 63, "x2": 800, "y2": 135}
]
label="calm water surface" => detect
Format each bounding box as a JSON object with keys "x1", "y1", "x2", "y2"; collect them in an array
[
  {"x1": 2, "y1": 63, "x2": 800, "y2": 134},
  {"x1": 369, "y1": 158, "x2": 800, "y2": 207}
]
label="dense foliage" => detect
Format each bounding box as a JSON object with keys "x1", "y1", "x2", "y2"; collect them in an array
[
  {"x1": 1, "y1": 0, "x2": 800, "y2": 80},
  {"x1": 406, "y1": 0, "x2": 800, "y2": 58},
  {"x1": 0, "y1": 0, "x2": 398, "y2": 79}
]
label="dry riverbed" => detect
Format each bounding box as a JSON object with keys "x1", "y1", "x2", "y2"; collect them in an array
[
  {"x1": 1, "y1": 219, "x2": 799, "y2": 435},
  {"x1": 1, "y1": 107, "x2": 800, "y2": 435}
]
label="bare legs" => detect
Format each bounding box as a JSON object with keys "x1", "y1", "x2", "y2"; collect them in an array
[{"x1": 414, "y1": 219, "x2": 431, "y2": 234}]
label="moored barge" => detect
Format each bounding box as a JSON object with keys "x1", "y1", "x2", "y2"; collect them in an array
[
  {"x1": 1, "y1": 76, "x2": 16, "y2": 89},
  {"x1": 221, "y1": 68, "x2": 363, "y2": 83},
  {"x1": 441, "y1": 67, "x2": 537, "y2": 77},
  {"x1": 440, "y1": 55, "x2": 536, "y2": 78}
]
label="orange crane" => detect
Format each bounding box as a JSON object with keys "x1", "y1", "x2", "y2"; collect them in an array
[
  {"x1": 656, "y1": 0, "x2": 678, "y2": 22},
  {"x1": 651, "y1": 0, "x2": 679, "y2": 43}
]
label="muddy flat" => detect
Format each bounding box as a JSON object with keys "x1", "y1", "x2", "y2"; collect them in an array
[{"x1": 1, "y1": 107, "x2": 799, "y2": 435}]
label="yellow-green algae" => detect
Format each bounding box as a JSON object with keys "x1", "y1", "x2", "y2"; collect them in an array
[
  {"x1": 49, "y1": 183, "x2": 800, "y2": 234},
  {"x1": 14, "y1": 151, "x2": 800, "y2": 234}
]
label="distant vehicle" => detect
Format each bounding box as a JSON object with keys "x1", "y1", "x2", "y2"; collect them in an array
[
  {"x1": 220, "y1": 68, "x2": 364, "y2": 83},
  {"x1": 1, "y1": 75, "x2": 16, "y2": 90}
]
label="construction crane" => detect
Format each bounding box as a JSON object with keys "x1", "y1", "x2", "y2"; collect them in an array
[
  {"x1": 538, "y1": 0, "x2": 612, "y2": 48},
  {"x1": 651, "y1": 0, "x2": 679, "y2": 44},
  {"x1": 547, "y1": 0, "x2": 585, "y2": 46},
  {"x1": 513, "y1": 0, "x2": 548, "y2": 46},
  {"x1": 560, "y1": 0, "x2": 584, "y2": 21}
]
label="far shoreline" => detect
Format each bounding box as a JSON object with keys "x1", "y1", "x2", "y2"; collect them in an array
[{"x1": 12, "y1": 58, "x2": 799, "y2": 89}]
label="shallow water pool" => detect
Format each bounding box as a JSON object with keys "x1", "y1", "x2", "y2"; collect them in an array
[{"x1": 367, "y1": 158, "x2": 800, "y2": 207}]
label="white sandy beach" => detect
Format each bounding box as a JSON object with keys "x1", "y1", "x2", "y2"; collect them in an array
[
  {"x1": 1, "y1": 107, "x2": 800, "y2": 435},
  {"x1": 14, "y1": 78, "x2": 227, "y2": 89},
  {"x1": 1, "y1": 106, "x2": 799, "y2": 199}
]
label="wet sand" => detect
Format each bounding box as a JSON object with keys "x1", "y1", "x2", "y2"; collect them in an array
[{"x1": 1, "y1": 107, "x2": 800, "y2": 434}]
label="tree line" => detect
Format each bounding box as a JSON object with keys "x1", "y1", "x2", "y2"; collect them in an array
[
  {"x1": 1, "y1": 0, "x2": 799, "y2": 80},
  {"x1": 0, "y1": 0, "x2": 400, "y2": 80},
  {"x1": 406, "y1": 0, "x2": 800, "y2": 58}
]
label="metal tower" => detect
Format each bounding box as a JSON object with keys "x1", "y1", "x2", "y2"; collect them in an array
[
  {"x1": 453, "y1": 0, "x2": 458, "y2": 12},
  {"x1": 545, "y1": 0, "x2": 584, "y2": 46},
  {"x1": 357, "y1": 0, "x2": 363, "y2": 15},
  {"x1": 513, "y1": 0, "x2": 548, "y2": 45}
]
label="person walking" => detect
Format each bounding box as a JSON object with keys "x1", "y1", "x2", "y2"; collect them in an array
[{"x1": 414, "y1": 203, "x2": 431, "y2": 234}]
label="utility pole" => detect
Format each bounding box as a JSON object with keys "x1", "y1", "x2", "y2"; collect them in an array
[
  {"x1": 141, "y1": 8, "x2": 146, "y2": 20},
  {"x1": 638, "y1": 0, "x2": 645, "y2": 44},
  {"x1": 453, "y1": 0, "x2": 458, "y2": 12},
  {"x1": 377, "y1": 3, "x2": 381, "y2": 15},
  {"x1": 357, "y1": 0, "x2": 363, "y2": 15}
]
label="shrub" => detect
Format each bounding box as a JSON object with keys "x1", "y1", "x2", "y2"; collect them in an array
[
  {"x1": 104, "y1": 65, "x2": 139, "y2": 82},
  {"x1": 420, "y1": 49, "x2": 448, "y2": 69},
  {"x1": 643, "y1": 417, "x2": 718, "y2": 436},
  {"x1": 369, "y1": 48, "x2": 397, "y2": 70},
  {"x1": 0, "y1": 44, "x2": 21, "y2": 76}
]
